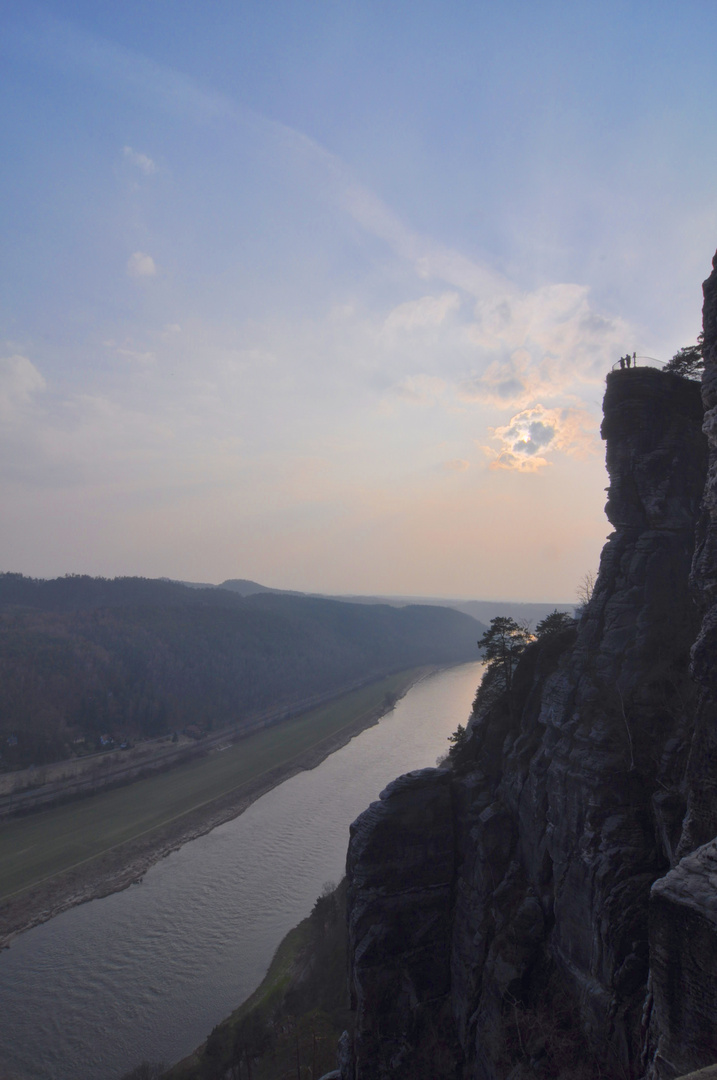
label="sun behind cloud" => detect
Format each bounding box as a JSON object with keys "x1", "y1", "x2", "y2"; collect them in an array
[{"x1": 485, "y1": 404, "x2": 598, "y2": 472}]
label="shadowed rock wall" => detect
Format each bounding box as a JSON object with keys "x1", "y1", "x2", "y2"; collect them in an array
[
  {"x1": 344, "y1": 341, "x2": 712, "y2": 1076},
  {"x1": 642, "y1": 254, "x2": 717, "y2": 1080}
]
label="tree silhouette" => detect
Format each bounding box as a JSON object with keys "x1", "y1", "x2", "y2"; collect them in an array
[
  {"x1": 664, "y1": 335, "x2": 704, "y2": 379},
  {"x1": 478, "y1": 617, "x2": 532, "y2": 696},
  {"x1": 535, "y1": 610, "x2": 574, "y2": 638}
]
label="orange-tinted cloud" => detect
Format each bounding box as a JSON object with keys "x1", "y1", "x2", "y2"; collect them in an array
[{"x1": 484, "y1": 404, "x2": 598, "y2": 472}]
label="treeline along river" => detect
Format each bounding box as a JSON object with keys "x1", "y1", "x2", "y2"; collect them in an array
[{"x1": 0, "y1": 661, "x2": 484, "y2": 1080}]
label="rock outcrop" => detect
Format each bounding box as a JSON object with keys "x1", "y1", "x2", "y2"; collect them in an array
[
  {"x1": 648, "y1": 844, "x2": 717, "y2": 1078},
  {"x1": 346, "y1": 769, "x2": 459, "y2": 1077},
  {"x1": 342, "y1": 260, "x2": 717, "y2": 1079},
  {"x1": 642, "y1": 253, "x2": 717, "y2": 1080}
]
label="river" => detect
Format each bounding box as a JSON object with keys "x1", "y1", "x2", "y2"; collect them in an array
[{"x1": 0, "y1": 661, "x2": 483, "y2": 1080}]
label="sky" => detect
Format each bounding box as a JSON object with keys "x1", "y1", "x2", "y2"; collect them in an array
[{"x1": 2, "y1": 1, "x2": 717, "y2": 601}]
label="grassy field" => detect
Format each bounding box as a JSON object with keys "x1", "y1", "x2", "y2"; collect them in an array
[{"x1": 0, "y1": 669, "x2": 423, "y2": 903}]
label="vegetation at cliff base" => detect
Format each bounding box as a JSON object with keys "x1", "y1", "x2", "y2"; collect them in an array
[{"x1": 163, "y1": 880, "x2": 351, "y2": 1080}]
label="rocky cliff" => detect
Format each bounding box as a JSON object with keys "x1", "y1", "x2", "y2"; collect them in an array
[{"x1": 342, "y1": 259, "x2": 717, "y2": 1080}]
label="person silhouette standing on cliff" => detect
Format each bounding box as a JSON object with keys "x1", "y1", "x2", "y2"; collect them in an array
[
  {"x1": 626, "y1": 353, "x2": 631, "y2": 369},
  {"x1": 619, "y1": 356, "x2": 625, "y2": 370}
]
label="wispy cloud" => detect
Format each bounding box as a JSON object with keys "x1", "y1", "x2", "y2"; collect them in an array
[
  {"x1": 116, "y1": 347, "x2": 156, "y2": 364},
  {"x1": 392, "y1": 374, "x2": 447, "y2": 403},
  {"x1": 127, "y1": 251, "x2": 157, "y2": 278},
  {"x1": 24, "y1": 13, "x2": 233, "y2": 126},
  {"x1": 8, "y1": 8, "x2": 621, "y2": 569},
  {"x1": 340, "y1": 189, "x2": 633, "y2": 418},
  {"x1": 458, "y1": 285, "x2": 631, "y2": 407},
  {"x1": 122, "y1": 145, "x2": 157, "y2": 175},
  {"x1": 31, "y1": 11, "x2": 634, "y2": 422},
  {"x1": 383, "y1": 293, "x2": 461, "y2": 334},
  {"x1": 0, "y1": 355, "x2": 46, "y2": 420}
]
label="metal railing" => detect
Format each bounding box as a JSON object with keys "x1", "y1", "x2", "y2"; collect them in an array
[{"x1": 610, "y1": 355, "x2": 665, "y2": 372}]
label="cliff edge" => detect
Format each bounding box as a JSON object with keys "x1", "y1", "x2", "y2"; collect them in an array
[{"x1": 342, "y1": 261, "x2": 717, "y2": 1079}]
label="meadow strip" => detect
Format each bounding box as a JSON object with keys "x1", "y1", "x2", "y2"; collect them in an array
[{"x1": 0, "y1": 668, "x2": 429, "y2": 942}]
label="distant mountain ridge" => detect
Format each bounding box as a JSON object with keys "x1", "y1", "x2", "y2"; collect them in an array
[
  {"x1": 218, "y1": 578, "x2": 575, "y2": 627},
  {"x1": 320, "y1": 595, "x2": 575, "y2": 626},
  {"x1": 0, "y1": 572, "x2": 483, "y2": 770},
  {"x1": 219, "y1": 578, "x2": 298, "y2": 596}
]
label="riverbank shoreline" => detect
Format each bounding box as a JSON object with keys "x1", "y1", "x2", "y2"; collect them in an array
[{"x1": 0, "y1": 667, "x2": 437, "y2": 950}]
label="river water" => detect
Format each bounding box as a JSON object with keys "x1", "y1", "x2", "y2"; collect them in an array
[{"x1": 0, "y1": 661, "x2": 483, "y2": 1080}]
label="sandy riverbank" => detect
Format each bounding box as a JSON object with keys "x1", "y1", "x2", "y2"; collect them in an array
[{"x1": 0, "y1": 667, "x2": 434, "y2": 949}]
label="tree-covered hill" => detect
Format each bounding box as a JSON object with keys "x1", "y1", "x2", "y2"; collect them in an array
[{"x1": 0, "y1": 574, "x2": 483, "y2": 769}]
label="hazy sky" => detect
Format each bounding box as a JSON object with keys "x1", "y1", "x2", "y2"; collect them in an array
[{"x1": 3, "y1": 1, "x2": 716, "y2": 600}]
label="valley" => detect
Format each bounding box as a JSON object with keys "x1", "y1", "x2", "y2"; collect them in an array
[{"x1": 0, "y1": 667, "x2": 425, "y2": 947}]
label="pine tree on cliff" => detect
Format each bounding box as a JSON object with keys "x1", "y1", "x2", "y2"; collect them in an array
[
  {"x1": 477, "y1": 616, "x2": 532, "y2": 696},
  {"x1": 535, "y1": 609, "x2": 574, "y2": 637},
  {"x1": 664, "y1": 334, "x2": 704, "y2": 378}
]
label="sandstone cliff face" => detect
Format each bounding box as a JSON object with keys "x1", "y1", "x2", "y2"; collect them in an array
[
  {"x1": 642, "y1": 254, "x2": 717, "y2": 1080},
  {"x1": 344, "y1": 324, "x2": 713, "y2": 1076}
]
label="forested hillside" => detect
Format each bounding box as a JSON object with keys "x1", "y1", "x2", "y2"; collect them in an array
[{"x1": 0, "y1": 574, "x2": 482, "y2": 769}]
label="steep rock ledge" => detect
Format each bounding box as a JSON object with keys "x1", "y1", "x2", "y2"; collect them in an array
[
  {"x1": 346, "y1": 769, "x2": 458, "y2": 1078},
  {"x1": 643, "y1": 253, "x2": 717, "y2": 1079},
  {"x1": 344, "y1": 363, "x2": 707, "y2": 1079},
  {"x1": 647, "y1": 844, "x2": 717, "y2": 1078}
]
